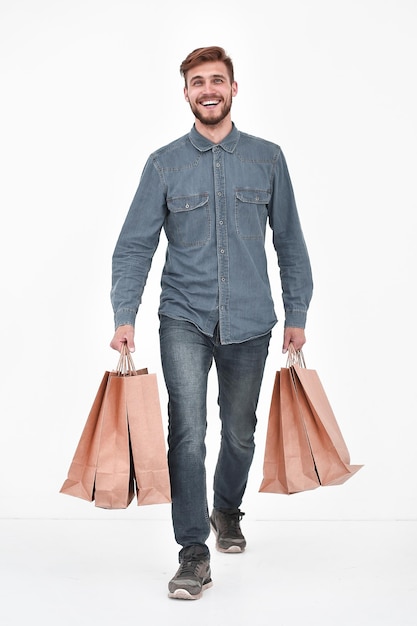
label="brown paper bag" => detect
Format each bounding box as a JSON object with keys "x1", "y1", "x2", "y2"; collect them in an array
[
  {"x1": 259, "y1": 370, "x2": 320, "y2": 495},
  {"x1": 259, "y1": 347, "x2": 362, "y2": 495},
  {"x1": 60, "y1": 346, "x2": 171, "y2": 508},
  {"x1": 59, "y1": 371, "x2": 110, "y2": 501},
  {"x1": 125, "y1": 372, "x2": 172, "y2": 505},
  {"x1": 93, "y1": 370, "x2": 136, "y2": 509},
  {"x1": 290, "y1": 363, "x2": 363, "y2": 486}
]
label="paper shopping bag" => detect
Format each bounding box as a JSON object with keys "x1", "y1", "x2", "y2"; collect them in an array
[
  {"x1": 259, "y1": 347, "x2": 362, "y2": 495},
  {"x1": 93, "y1": 370, "x2": 136, "y2": 509},
  {"x1": 124, "y1": 372, "x2": 172, "y2": 505},
  {"x1": 259, "y1": 369, "x2": 320, "y2": 495},
  {"x1": 110, "y1": 344, "x2": 171, "y2": 506},
  {"x1": 60, "y1": 345, "x2": 171, "y2": 508},
  {"x1": 59, "y1": 371, "x2": 110, "y2": 501},
  {"x1": 290, "y1": 362, "x2": 363, "y2": 486}
]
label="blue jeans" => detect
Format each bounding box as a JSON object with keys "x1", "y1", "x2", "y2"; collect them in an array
[{"x1": 159, "y1": 315, "x2": 271, "y2": 554}]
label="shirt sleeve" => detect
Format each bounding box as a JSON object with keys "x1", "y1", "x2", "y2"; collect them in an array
[
  {"x1": 269, "y1": 148, "x2": 313, "y2": 328},
  {"x1": 110, "y1": 155, "x2": 166, "y2": 329}
]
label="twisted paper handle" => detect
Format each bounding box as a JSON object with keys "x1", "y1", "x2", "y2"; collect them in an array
[
  {"x1": 286, "y1": 343, "x2": 306, "y2": 368},
  {"x1": 115, "y1": 342, "x2": 137, "y2": 376}
]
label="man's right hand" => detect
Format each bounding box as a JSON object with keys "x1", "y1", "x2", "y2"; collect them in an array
[{"x1": 110, "y1": 324, "x2": 135, "y2": 352}]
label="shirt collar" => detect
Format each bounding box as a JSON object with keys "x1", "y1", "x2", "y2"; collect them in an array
[{"x1": 188, "y1": 123, "x2": 240, "y2": 153}]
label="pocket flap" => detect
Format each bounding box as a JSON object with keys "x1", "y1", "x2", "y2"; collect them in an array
[
  {"x1": 235, "y1": 189, "x2": 271, "y2": 204},
  {"x1": 167, "y1": 194, "x2": 209, "y2": 213}
]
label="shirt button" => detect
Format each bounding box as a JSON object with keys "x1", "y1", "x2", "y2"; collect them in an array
[
  {"x1": 216, "y1": 162, "x2": 220, "y2": 168},
  {"x1": 220, "y1": 249, "x2": 225, "y2": 254},
  {"x1": 219, "y1": 220, "x2": 224, "y2": 225},
  {"x1": 217, "y1": 192, "x2": 222, "y2": 197}
]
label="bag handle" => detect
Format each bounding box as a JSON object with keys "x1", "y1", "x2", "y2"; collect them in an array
[
  {"x1": 286, "y1": 343, "x2": 306, "y2": 368},
  {"x1": 115, "y1": 342, "x2": 137, "y2": 376}
]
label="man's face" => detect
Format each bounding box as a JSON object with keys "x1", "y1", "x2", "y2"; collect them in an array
[{"x1": 184, "y1": 61, "x2": 238, "y2": 127}]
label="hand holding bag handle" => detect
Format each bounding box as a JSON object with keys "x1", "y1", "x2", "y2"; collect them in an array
[{"x1": 116, "y1": 342, "x2": 142, "y2": 376}]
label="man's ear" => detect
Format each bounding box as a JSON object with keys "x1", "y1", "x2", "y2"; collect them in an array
[
  {"x1": 232, "y1": 81, "x2": 238, "y2": 97},
  {"x1": 184, "y1": 87, "x2": 189, "y2": 102}
]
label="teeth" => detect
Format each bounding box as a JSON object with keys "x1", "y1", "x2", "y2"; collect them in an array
[{"x1": 202, "y1": 100, "x2": 218, "y2": 106}]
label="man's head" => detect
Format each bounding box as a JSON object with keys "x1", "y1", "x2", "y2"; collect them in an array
[{"x1": 180, "y1": 46, "x2": 238, "y2": 130}]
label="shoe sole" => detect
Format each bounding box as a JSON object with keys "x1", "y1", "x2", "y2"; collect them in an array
[
  {"x1": 216, "y1": 544, "x2": 244, "y2": 553},
  {"x1": 168, "y1": 580, "x2": 213, "y2": 600},
  {"x1": 210, "y1": 521, "x2": 246, "y2": 553}
]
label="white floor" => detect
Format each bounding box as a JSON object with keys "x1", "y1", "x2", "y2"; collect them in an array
[{"x1": 1, "y1": 519, "x2": 416, "y2": 626}]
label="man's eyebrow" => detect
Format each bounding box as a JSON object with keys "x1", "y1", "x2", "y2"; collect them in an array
[{"x1": 189, "y1": 73, "x2": 227, "y2": 82}]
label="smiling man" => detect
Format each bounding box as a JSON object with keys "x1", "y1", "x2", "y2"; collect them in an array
[{"x1": 110, "y1": 46, "x2": 313, "y2": 600}]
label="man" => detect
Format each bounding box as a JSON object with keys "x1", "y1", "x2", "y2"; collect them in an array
[{"x1": 110, "y1": 46, "x2": 313, "y2": 600}]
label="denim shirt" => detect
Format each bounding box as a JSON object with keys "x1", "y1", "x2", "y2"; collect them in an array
[{"x1": 111, "y1": 124, "x2": 313, "y2": 344}]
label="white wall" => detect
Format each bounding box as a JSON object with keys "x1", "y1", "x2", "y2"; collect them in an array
[{"x1": 0, "y1": 0, "x2": 415, "y2": 522}]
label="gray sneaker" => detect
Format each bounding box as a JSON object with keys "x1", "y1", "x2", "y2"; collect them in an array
[
  {"x1": 210, "y1": 508, "x2": 246, "y2": 553},
  {"x1": 168, "y1": 546, "x2": 213, "y2": 600}
]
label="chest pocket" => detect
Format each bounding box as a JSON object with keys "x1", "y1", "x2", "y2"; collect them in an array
[
  {"x1": 166, "y1": 194, "x2": 211, "y2": 248},
  {"x1": 235, "y1": 189, "x2": 271, "y2": 240}
]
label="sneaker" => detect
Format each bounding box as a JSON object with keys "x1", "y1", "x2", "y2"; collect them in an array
[
  {"x1": 210, "y1": 508, "x2": 246, "y2": 553},
  {"x1": 168, "y1": 546, "x2": 213, "y2": 600}
]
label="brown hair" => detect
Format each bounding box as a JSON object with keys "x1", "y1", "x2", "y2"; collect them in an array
[{"x1": 180, "y1": 46, "x2": 234, "y2": 85}]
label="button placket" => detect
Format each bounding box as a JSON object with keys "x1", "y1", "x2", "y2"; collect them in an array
[{"x1": 213, "y1": 147, "x2": 230, "y2": 343}]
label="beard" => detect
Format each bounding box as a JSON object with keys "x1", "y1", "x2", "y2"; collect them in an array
[{"x1": 189, "y1": 97, "x2": 233, "y2": 126}]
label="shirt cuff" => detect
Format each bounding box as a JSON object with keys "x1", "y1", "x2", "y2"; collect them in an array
[
  {"x1": 284, "y1": 309, "x2": 307, "y2": 329},
  {"x1": 114, "y1": 308, "x2": 137, "y2": 329}
]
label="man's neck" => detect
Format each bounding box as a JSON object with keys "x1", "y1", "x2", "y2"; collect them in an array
[{"x1": 194, "y1": 118, "x2": 233, "y2": 144}]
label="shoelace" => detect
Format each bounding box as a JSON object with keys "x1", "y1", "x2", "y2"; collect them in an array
[
  {"x1": 227, "y1": 511, "x2": 245, "y2": 533},
  {"x1": 178, "y1": 559, "x2": 202, "y2": 578}
]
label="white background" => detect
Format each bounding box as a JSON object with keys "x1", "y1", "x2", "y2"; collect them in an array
[{"x1": 0, "y1": 0, "x2": 415, "y2": 524}]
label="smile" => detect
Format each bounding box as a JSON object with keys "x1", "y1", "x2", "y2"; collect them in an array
[{"x1": 201, "y1": 100, "x2": 220, "y2": 107}]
